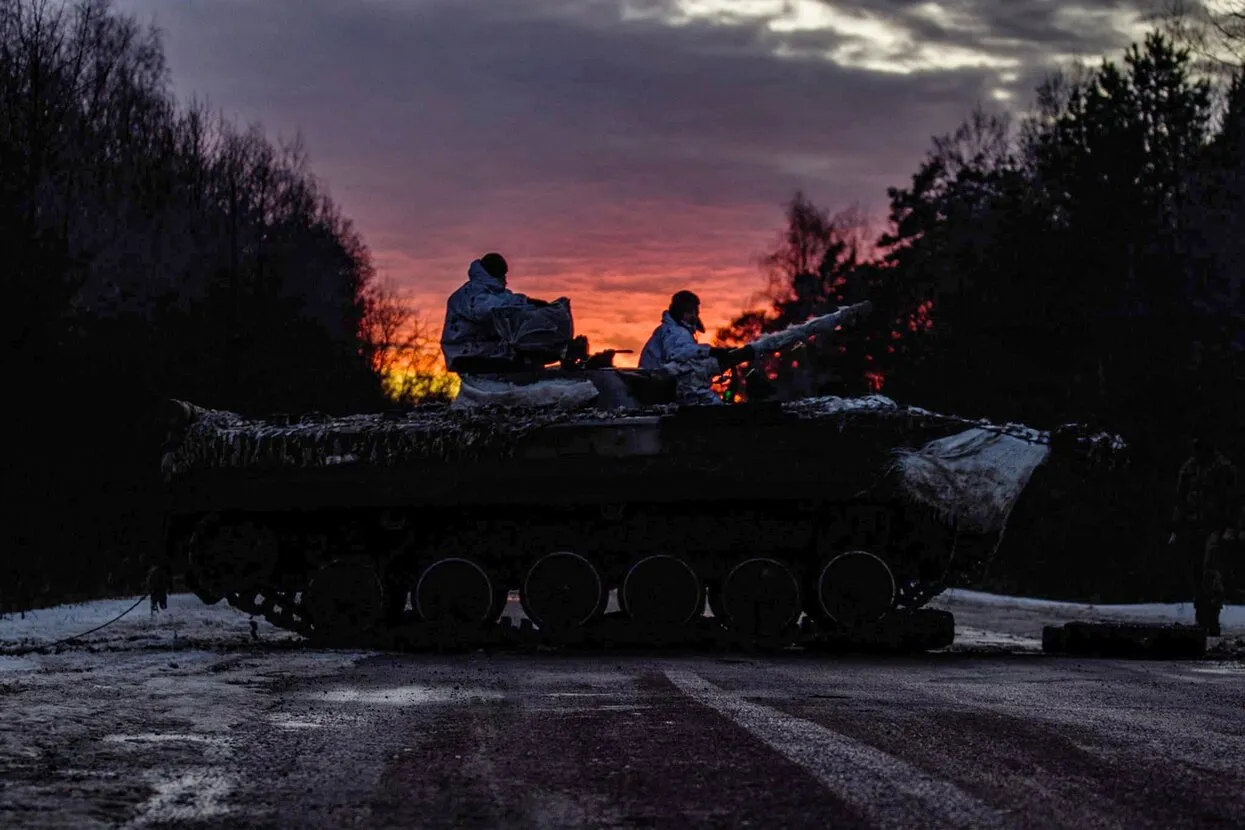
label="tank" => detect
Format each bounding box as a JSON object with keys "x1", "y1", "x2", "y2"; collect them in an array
[{"x1": 157, "y1": 387, "x2": 1127, "y2": 652}]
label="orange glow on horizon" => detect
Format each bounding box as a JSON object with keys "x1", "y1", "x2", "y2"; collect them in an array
[{"x1": 383, "y1": 253, "x2": 767, "y2": 372}]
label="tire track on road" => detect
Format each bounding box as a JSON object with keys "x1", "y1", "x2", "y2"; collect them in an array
[
  {"x1": 664, "y1": 668, "x2": 1009, "y2": 830},
  {"x1": 757, "y1": 657, "x2": 1245, "y2": 828},
  {"x1": 374, "y1": 659, "x2": 863, "y2": 829}
]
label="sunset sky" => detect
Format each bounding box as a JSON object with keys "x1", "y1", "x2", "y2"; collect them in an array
[{"x1": 115, "y1": 0, "x2": 1156, "y2": 366}]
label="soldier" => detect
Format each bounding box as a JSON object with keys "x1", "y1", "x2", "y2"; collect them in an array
[
  {"x1": 1170, "y1": 437, "x2": 1238, "y2": 635},
  {"x1": 440, "y1": 253, "x2": 562, "y2": 373},
  {"x1": 147, "y1": 564, "x2": 169, "y2": 616},
  {"x1": 640, "y1": 291, "x2": 711, "y2": 369},
  {"x1": 639, "y1": 290, "x2": 752, "y2": 405},
  {"x1": 1221, "y1": 485, "x2": 1245, "y2": 607}
]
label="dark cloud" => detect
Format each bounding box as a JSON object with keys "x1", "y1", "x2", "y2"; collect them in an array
[{"x1": 114, "y1": 0, "x2": 1155, "y2": 357}]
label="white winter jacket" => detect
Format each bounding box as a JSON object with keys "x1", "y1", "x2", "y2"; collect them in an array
[
  {"x1": 440, "y1": 260, "x2": 534, "y2": 368},
  {"x1": 638, "y1": 311, "x2": 711, "y2": 369}
]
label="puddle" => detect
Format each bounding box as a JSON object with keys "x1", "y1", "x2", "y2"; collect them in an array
[
  {"x1": 104, "y1": 733, "x2": 228, "y2": 746},
  {"x1": 312, "y1": 685, "x2": 505, "y2": 706},
  {"x1": 597, "y1": 704, "x2": 653, "y2": 711},
  {"x1": 1190, "y1": 663, "x2": 1245, "y2": 676},
  {"x1": 952, "y1": 627, "x2": 1043, "y2": 651},
  {"x1": 522, "y1": 671, "x2": 632, "y2": 687},
  {"x1": 269, "y1": 719, "x2": 324, "y2": 730}
]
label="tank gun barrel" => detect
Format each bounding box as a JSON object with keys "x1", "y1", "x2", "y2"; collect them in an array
[{"x1": 721, "y1": 300, "x2": 873, "y2": 371}]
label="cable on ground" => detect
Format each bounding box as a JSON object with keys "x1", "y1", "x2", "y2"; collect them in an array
[{"x1": 1, "y1": 594, "x2": 149, "y2": 657}]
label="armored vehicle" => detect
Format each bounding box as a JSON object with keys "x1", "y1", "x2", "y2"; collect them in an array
[{"x1": 158, "y1": 386, "x2": 1126, "y2": 652}]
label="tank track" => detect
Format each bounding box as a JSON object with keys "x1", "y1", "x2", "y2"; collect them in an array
[
  {"x1": 220, "y1": 588, "x2": 955, "y2": 654},
  {"x1": 174, "y1": 502, "x2": 961, "y2": 654},
  {"x1": 225, "y1": 588, "x2": 315, "y2": 640}
]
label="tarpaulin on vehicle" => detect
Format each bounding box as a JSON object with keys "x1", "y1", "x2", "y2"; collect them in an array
[
  {"x1": 890, "y1": 427, "x2": 1052, "y2": 537},
  {"x1": 491, "y1": 298, "x2": 574, "y2": 359},
  {"x1": 452, "y1": 376, "x2": 600, "y2": 410}
]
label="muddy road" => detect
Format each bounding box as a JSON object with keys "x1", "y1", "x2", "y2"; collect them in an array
[
  {"x1": 3, "y1": 590, "x2": 1243, "y2": 829},
  {"x1": 2, "y1": 639, "x2": 1243, "y2": 829}
]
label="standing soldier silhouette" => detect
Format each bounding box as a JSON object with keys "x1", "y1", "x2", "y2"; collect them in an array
[
  {"x1": 1170, "y1": 438, "x2": 1238, "y2": 635},
  {"x1": 147, "y1": 564, "x2": 169, "y2": 615}
]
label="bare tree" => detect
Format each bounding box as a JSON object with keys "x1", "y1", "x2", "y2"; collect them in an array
[
  {"x1": 1153, "y1": 0, "x2": 1245, "y2": 75},
  {"x1": 362, "y1": 277, "x2": 457, "y2": 404}
]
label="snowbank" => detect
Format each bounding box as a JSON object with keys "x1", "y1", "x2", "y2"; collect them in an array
[
  {"x1": 0, "y1": 593, "x2": 298, "y2": 656},
  {"x1": 939, "y1": 588, "x2": 1245, "y2": 631}
]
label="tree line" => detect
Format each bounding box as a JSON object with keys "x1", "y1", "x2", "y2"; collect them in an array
[
  {"x1": 718, "y1": 24, "x2": 1245, "y2": 601},
  {"x1": 1, "y1": 0, "x2": 419, "y2": 611}
]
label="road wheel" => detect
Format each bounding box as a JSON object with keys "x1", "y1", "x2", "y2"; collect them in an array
[
  {"x1": 187, "y1": 515, "x2": 279, "y2": 598},
  {"x1": 413, "y1": 557, "x2": 506, "y2": 625},
  {"x1": 619, "y1": 554, "x2": 704, "y2": 626},
  {"x1": 520, "y1": 551, "x2": 606, "y2": 633},
  {"x1": 304, "y1": 559, "x2": 385, "y2": 643},
  {"x1": 718, "y1": 557, "x2": 801, "y2": 637},
  {"x1": 814, "y1": 550, "x2": 896, "y2": 627}
]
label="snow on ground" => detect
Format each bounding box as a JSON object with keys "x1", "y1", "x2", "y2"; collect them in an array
[
  {"x1": 0, "y1": 597, "x2": 372, "y2": 826},
  {"x1": 2, "y1": 589, "x2": 1241, "y2": 658},
  {"x1": 937, "y1": 588, "x2": 1245, "y2": 631},
  {"x1": 930, "y1": 589, "x2": 1245, "y2": 654},
  {"x1": 0, "y1": 593, "x2": 299, "y2": 655},
  {"x1": 0, "y1": 645, "x2": 369, "y2": 829}
]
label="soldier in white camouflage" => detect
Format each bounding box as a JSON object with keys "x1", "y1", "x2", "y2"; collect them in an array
[
  {"x1": 639, "y1": 291, "x2": 753, "y2": 406},
  {"x1": 1170, "y1": 438, "x2": 1239, "y2": 635},
  {"x1": 441, "y1": 253, "x2": 563, "y2": 373}
]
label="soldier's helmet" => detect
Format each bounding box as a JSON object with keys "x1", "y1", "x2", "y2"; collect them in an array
[
  {"x1": 480, "y1": 252, "x2": 508, "y2": 282},
  {"x1": 669, "y1": 290, "x2": 704, "y2": 333}
]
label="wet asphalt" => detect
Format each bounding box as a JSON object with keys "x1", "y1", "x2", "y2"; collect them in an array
[
  {"x1": 241, "y1": 653, "x2": 1245, "y2": 830},
  {"x1": 4, "y1": 647, "x2": 1244, "y2": 829}
]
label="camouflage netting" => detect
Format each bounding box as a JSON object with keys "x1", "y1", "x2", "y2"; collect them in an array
[
  {"x1": 160, "y1": 399, "x2": 677, "y2": 481},
  {"x1": 160, "y1": 394, "x2": 1128, "y2": 483}
]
